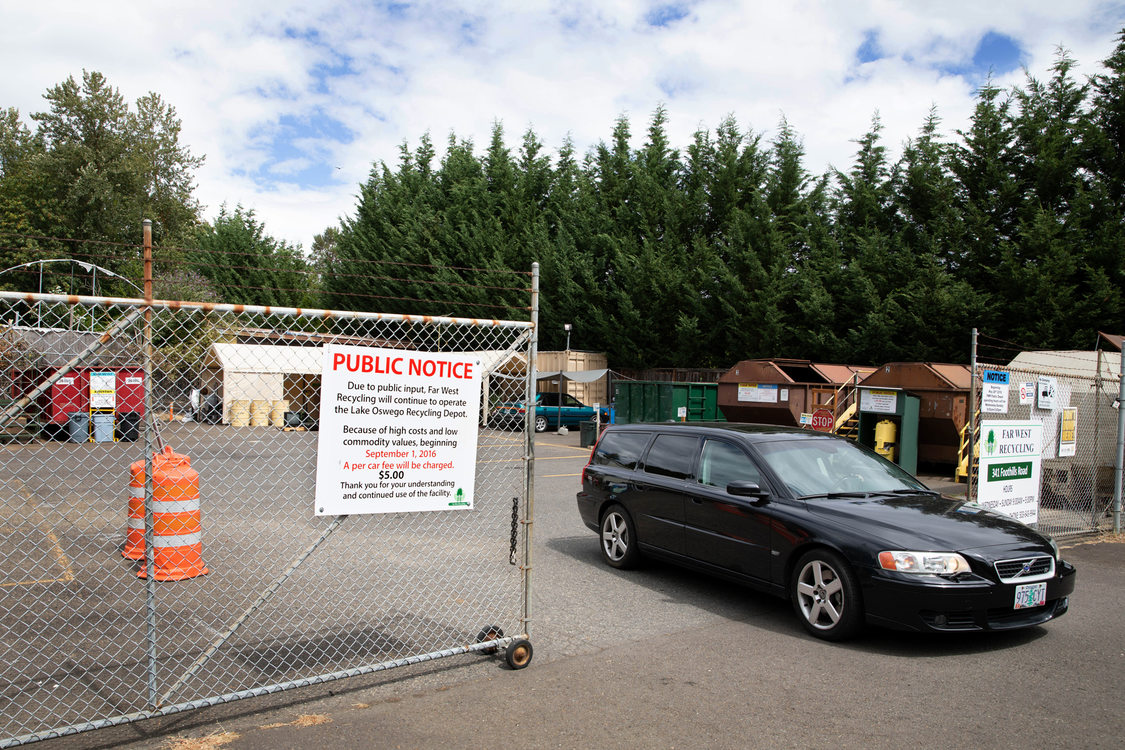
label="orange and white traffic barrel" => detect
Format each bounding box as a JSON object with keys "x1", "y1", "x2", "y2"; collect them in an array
[
  {"x1": 122, "y1": 458, "x2": 146, "y2": 560},
  {"x1": 136, "y1": 445, "x2": 209, "y2": 581}
]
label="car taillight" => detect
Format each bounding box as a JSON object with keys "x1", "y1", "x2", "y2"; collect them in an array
[{"x1": 580, "y1": 434, "x2": 601, "y2": 484}]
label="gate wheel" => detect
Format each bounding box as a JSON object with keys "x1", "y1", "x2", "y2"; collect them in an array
[{"x1": 505, "y1": 638, "x2": 533, "y2": 670}]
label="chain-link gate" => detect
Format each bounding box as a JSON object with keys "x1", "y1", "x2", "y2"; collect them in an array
[
  {"x1": 0, "y1": 287, "x2": 538, "y2": 746},
  {"x1": 967, "y1": 361, "x2": 1121, "y2": 539}
]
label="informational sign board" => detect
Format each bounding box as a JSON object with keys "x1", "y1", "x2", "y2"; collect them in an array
[
  {"x1": 859, "y1": 389, "x2": 897, "y2": 414},
  {"x1": 981, "y1": 370, "x2": 1010, "y2": 414},
  {"x1": 1037, "y1": 375, "x2": 1058, "y2": 410},
  {"x1": 977, "y1": 420, "x2": 1043, "y2": 525},
  {"x1": 799, "y1": 412, "x2": 813, "y2": 426},
  {"x1": 89, "y1": 371, "x2": 116, "y2": 409},
  {"x1": 314, "y1": 345, "x2": 482, "y2": 516},
  {"x1": 1019, "y1": 382, "x2": 1035, "y2": 406},
  {"x1": 1058, "y1": 407, "x2": 1077, "y2": 457},
  {"x1": 737, "y1": 383, "x2": 778, "y2": 403}
]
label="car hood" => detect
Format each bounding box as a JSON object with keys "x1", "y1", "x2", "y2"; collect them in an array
[{"x1": 805, "y1": 492, "x2": 1050, "y2": 554}]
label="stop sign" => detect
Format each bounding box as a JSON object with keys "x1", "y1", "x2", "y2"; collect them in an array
[{"x1": 811, "y1": 408, "x2": 834, "y2": 432}]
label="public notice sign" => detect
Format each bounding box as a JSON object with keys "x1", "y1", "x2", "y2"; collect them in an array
[
  {"x1": 314, "y1": 345, "x2": 482, "y2": 516},
  {"x1": 977, "y1": 420, "x2": 1043, "y2": 525}
]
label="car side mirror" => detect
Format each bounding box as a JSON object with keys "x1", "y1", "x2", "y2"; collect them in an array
[{"x1": 727, "y1": 481, "x2": 770, "y2": 504}]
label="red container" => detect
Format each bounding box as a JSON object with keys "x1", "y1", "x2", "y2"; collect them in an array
[
  {"x1": 13, "y1": 367, "x2": 146, "y2": 424},
  {"x1": 115, "y1": 368, "x2": 146, "y2": 416},
  {"x1": 39, "y1": 369, "x2": 89, "y2": 424}
]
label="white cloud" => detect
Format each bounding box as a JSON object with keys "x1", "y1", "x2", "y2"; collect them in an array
[{"x1": 2, "y1": 0, "x2": 1122, "y2": 249}]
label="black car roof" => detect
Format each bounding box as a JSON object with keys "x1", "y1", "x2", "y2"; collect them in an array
[{"x1": 603, "y1": 422, "x2": 838, "y2": 443}]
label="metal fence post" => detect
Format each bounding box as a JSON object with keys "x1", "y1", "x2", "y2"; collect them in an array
[
  {"x1": 141, "y1": 219, "x2": 159, "y2": 708},
  {"x1": 967, "y1": 328, "x2": 978, "y2": 501},
  {"x1": 523, "y1": 262, "x2": 539, "y2": 637},
  {"x1": 1114, "y1": 349, "x2": 1124, "y2": 534}
]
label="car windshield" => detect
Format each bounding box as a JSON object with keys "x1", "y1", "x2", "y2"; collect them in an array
[{"x1": 754, "y1": 438, "x2": 929, "y2": 498}]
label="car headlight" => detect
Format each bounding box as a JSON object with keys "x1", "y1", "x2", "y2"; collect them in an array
[
  {"x1": 1047, "y1": 536, "x2": 1061, "y2": 562},
  {"x1": 878, "y1": 551, "x2": 972, "y2": 575}
]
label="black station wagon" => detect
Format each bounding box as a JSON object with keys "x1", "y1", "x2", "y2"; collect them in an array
[{"x1": 576, "y1": 423, "x2": 1076, "y2": 640}]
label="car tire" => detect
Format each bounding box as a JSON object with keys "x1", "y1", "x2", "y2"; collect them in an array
[
  {"x1": 599, "y1": 504, "x2": 641, "y2": 569},
  {"x1": 534, "y1": 415, "x2": 548, "y2": 433},
  {"x1": 791, "y1": 549, "x2": 863, "y2": 641}
]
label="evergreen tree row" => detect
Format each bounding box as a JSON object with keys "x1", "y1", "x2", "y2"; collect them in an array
[
  {"x1": 5, "y1": 35, "x2": 1125, "y2": 372},
  {"x1": 328, "y1": 35, "x2": 1125, "y2": 368}
]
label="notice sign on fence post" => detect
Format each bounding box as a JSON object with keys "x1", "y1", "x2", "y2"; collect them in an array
[{"x1": 315, "y1": 345, "x2": 482, "y2": 516}]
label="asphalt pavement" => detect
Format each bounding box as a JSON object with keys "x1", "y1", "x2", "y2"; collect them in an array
[{"x1": 32, "y1": 430, "x2": 1125, "y2": 750}]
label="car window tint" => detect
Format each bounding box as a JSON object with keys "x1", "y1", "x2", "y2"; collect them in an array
[
  {"x1": 538, "y1": 393, "x2": 558, "y2": 406},
  {"x1": 699, "y1": 440, "x2": 761, "y2": 489},
  {"x1": 642, "y1": 434, "x2": 699, "y2": 480},
  {"x1": 592, "y1": 431, "x2": 651, "y2": 470},
  {"x1": 564, "y1": 395, "x2": 582, "y2": 407}
]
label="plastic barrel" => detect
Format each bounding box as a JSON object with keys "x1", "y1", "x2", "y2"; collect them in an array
[
  {"x1": 67, "y1": 412, "x2": 90, "y2": 443},
  {"x1": 269, "y1": 400, "x2": 289, "y2": 427},
  {"x1": 230, "y1": 400, "x2": 250, "y2": 426},
  {"x1": 116, "y1": 412, "x2": 140, "y2": 442},
  {"x1": 92, "y1": 414, "x2": 114, "y2": 443},
  {"x1": 249, "y1": 400, "x2": 269, "y2": 426}
]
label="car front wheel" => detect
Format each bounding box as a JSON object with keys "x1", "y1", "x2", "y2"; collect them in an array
[
  {"x1": 599, "y1": 504, "x2": 640, "y2": 569},
  {"x1": 791, "y1": 549, "x2": 862, "y2": 641}
]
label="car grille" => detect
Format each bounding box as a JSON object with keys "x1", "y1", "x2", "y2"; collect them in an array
[{"x1": 993, "y1": 555, "x2": 1054, "y2": 583}]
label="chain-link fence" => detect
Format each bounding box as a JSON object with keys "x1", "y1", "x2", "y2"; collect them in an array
[
  {"x1": 968, "y1": 360, "x2": 1121, "y2": 539},
  {"x1": 0, "y1": 291, "x2": 537, "y2": 746}
]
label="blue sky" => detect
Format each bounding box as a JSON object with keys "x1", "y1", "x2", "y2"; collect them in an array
[{"x1": 2, "y1": 1, "x2": 1123, "y2": 249}]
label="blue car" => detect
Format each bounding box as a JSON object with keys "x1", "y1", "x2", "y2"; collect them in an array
[{"x1": 490, "y1": 392, "x2": 609, "y2": 432}]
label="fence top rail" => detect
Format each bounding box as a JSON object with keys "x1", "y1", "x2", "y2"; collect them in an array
[
  {"x1": 0, "y1": 291, "x2": 534, "y2": 330},
  {"x1": 976, "y1": 361, "x2": 1121, "y2": 385}
]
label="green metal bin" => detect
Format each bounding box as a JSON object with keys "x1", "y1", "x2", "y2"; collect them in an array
[{"x1": 613, "y1": 381, "x2": 723, "y2": 424}]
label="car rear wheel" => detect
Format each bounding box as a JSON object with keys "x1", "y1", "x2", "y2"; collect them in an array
[
  {"x1": 792, "y1": 549, "x2": 862, "y2": 641},
  {"x1": 534, "y1": 415, "x2": 548, "y2": 432},
  {"x1": 600, "y1": 504, "x2": 640, "y2": 569}
]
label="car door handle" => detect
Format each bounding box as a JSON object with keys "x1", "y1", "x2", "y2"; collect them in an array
[{"x1": 691, "y1": 497, "x2": 703, "y2": 504}]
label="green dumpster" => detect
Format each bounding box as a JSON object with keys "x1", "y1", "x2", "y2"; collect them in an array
[{"x1": 613, "y1": 381, "x2": 723, "y2": 425}]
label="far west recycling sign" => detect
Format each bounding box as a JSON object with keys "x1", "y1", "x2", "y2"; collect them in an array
[{"x1": 977, "y1": 420, "x2": 1042, "y2": 525}]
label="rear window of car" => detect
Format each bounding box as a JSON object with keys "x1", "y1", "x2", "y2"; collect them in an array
[
  {"x1": 592, "y1": 430, "x2": 651, "y2": 470},
  {"x1": 642, "y1": 434, "x2": 700, "y2": 480}
]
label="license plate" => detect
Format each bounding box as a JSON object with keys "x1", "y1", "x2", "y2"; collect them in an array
[{"x1": 1014, "y1": 582, "x2": 1047, "y2": 609}]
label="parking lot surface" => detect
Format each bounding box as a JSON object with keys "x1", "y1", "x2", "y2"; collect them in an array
[{"x1": 30, "y1": 431, "x2": 1125, "y2": 749}]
